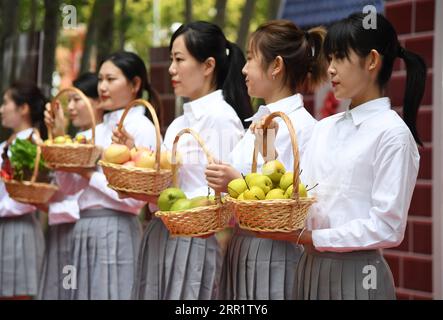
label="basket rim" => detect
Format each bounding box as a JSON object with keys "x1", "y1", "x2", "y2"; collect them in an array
[
  {"x1": 99, "y1": 160, "x2": 173, "y2": 174},
  {"x1": 41, "y1": 144, "x2": 101, "y2": 150},
  {"x1": 154, "y1": 203, "x2": 223, "y2": 217},
  {"x1": 167, "y1": 227, "x2": 227, "y2": 237},
  {"x1": 225, "y1": 195, "x2": 316, "y2": 205},
  {"x1": 107, "y1": 184, "x2": 169, "y2": 195},
  {"x1": 4, "y1": 179, "x2": 59, "y2": 190}
]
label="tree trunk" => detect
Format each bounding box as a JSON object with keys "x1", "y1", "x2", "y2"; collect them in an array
[
  {"x1": 80, "y1": 0, "x2": 99, "y2": 73},
  {"x1": 118, "y1": 0, "x2": 127, "y2": 51},
  {"x1": 268, "y1": 0, "x2": 282, "y2": 20},
  {"x1": 185, "y1": 0, "x2": 192, "y2": 24},
  {"x1": 236, "y1": 0, "x2": 257, "y2": 52},
  {"x1": 23, "y1": 0, "x2": 38, "y2": 80},
  {"x1": 42, "y1": 0, "x2": 61, "y2": 97},
  {"x1": 96, "y1": 0, "x2": 115, "y2": 66},
  {"x1": 213, "y1": 0, "x2": 227, "y2": 30}
]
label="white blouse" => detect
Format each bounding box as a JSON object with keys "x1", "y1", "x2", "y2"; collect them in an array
[
  {"x1": 163, "y1": 90, "x2": 244, "y2": 198},
  {"x1": 302, "y1": 97, "x2": 420, "y2": 252},
  {"x1": 0, "y1": 128, "x2": 37, "y2": 218},
  {"x1": 230, "y1": 94, "x2": 316, "y2": 174},
  {"x1": 56, "y1": 106, "x2": 157, "y2": 215}
]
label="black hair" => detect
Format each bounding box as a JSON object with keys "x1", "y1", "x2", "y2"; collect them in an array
[
  {"x1": 170, "y1": 21, "x2": 253, "y2": 127},
  {"x1": 7, "y1": 82, "x2": 48, "y2": 140},
  {"x1": 324, "y1": 13, "x2": 426, "y2": 146},
  {"x1": 73, "y1": 72, "x2": 99, "y2": 99},
  {"x1": 100, "y1": 51, "x2": 162, "y2": 114}
]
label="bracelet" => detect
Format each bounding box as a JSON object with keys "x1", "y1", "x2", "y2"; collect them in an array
[{"x1": 296, "y1": 227, "x2": 306, "y2": 245}]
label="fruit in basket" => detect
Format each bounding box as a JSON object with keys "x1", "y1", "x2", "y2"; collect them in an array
[
  {"x1": 170, "y1": 198, "x2": 193, "y2": 211},
  {"x1": 43, "y1": 139, "x2": 53, "y2": 146},
  {"x1": 158, "y1": 187, "x2": 187, "y2": 211},
  {"x1": 133, "y1": 150, "x2": 155, "y2": 168},
  {"x1": 130, "y1": 146, "x2": 152, "y2": 160},
  {"x1": 237, "y1": 192, "x2": 245, "y2": 200},
  {"x1": 75, "y1": 134, "x2": 87, "y2": 144},
  {"x1": 243, "y1": 186, "x2": 266, "y2": 200},
  {"x1": 285, "y1": 183, "x2": 307, "y2": 198},
  {"x1": 262, "y1": 160, "x2": 286, "y2": 184},
  {"x1": 249, "y1": 175, "x2": 273, "y2": 194},
  {"x1": 265, "y1": 188, "x2": 288, "y2": 200},
  {"x1": 245, "y1": 172, "x2": 260, "y2": 186},
  {"x1": 103, "y1": 144, "x2": 131, "y2": 164},
  {"x1": 123, "y1": 160, "x2": 135, "y2": 167},
  {"x1": 227, "y1": 178, "x2": 248, "y2": 198},
  {"x1": 54, "y1": 136, "x2": 66, "y2": 144},
  {"x1": 189, "y1": 195, "x2": 216, "y2": 208},
  {"x1": 279, "y1": 172, "x2": 294, "y2": 191}
]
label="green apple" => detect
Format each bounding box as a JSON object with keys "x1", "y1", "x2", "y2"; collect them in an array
[
  {"x1": 157, "y1": 187, "x2": 187, "y2": 211},
  {"x1": 243, "y1": 186, "x2": 266, "y2": 200},
  {"x1": 227, "y1": 178, "x2": 247, "y2": 198},
  {"x1": 170, "y1": 198, "x2": 193, "y2": 211},
  {"x1": 285, "y1": 183, "x2": 307, "y2": 198},
  {"x1": 245, "y1": 172, "x2": 261, "y2": 186},
  {"x1": 262, "y1": 160, "x2": 286, "y2": 184},
  {"x1": 279, "y1": 172, "x2": 294, "y2": 191},
  {"x1": 189, "y1": 196, "x2": 216, "y2": 209},
  {"x1": 265, "y1": 188, "x2": 287, "y2": 200},
  {"x1": 249, "y1": 175, "x2": 273, "y2": 195}
]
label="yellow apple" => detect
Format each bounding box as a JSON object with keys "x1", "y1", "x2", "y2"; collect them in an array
[
  {"x1": 243, "y1": 186, "x2": 266, "y2": 200},
  {"x1": 227, "y1": 178, "x2": 247, "y2": 198},
  {"x1": 104, "y1": 144, "x2": 131, "y2": 164},
  {"x1": 54, "y1": 136, "x2": 66, "y2": 144},
  {"x1": 133, "y1": 150, "x2": 155, "y2": 169},
  {"x1": 262, "y1": 160, "x2": 286, "y2": 184},
  {"x1": 279, "y1": 172, "x2": 294, "y2": 191},
  {"x1": 249, "y1": 175, "x2": 273, "y2": 194},
  {"x1": 245, "y1": 172, "x2": 261, "y2": 186},
  {"x1": 285, "y1": 183, "x2": 307, "y2": 198},
  {"x1": 265, "y1": 188, "x2": 287, "y2": 200}
]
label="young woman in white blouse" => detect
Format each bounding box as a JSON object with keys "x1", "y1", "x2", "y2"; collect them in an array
[
  {"x1": 0, "y1": 82, "x2": 47, "y2": 299},
  {"x1": 115, "y1": 21, "x2": 253, "y2": 299},
  {"x1": 256, "y1": 13, "x2": 426, "y2": 300},
  {"x1": 204, "y1": 20, "x2": 328, "y2": 300},
  {"x1": 48, "y1": 52, "x2": 161, "y2": 299},
  {"x1": 39, "y1": 73, "x2": 103, "y2": 300}
]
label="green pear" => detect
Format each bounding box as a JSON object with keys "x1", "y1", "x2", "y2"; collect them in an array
[
  {"x1": 265, "y1": 188, "x2": 287, "y2": 200},
  {"x1": 279, "y1": 172, "x2": 294, "y2": 191},
  {"x1": 245, "y1": 172, "x2": 261, "y2": 186},
  {"x1": 157, "y1": 187, "x2": 187, "y2": 211},
  {"x1": 227, "y1": 178, "x2": 248, "y2": 198},
  {"x1": 189, "y1": 196, "x2": 216, "y2": 209},
  {"x1": 170, "y1": 198, "x2": 193, "y2": 211},
  {"x1": 285, "y1": 183, "x2": 307, "y2": 198},
  {"x1": 249, "y1": 175, "x2": 273, "y2": 194},
  {"x1": 243, "y1": 186, "x2": 266, "y2": 200},
  {"x1": 262, "y1": 160, "x2": 286, "y2": 184},
  {"x1": 237, "y1": 192, "x2": 245, "y2": 200}
]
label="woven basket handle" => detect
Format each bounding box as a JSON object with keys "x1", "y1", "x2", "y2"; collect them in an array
[
  {"x1": 117, "y1": 99, "x2": 162, "y2": 172},
  {"x1": 251, "y1": 111, "x2": 301, "y2": 201},
  {"x1": 49, "y1": 87, "x2": 96, "y2": 143},
  {"x1": 30, "y1": 128, "x2": 43, "y2": 184},
  {"x1": 171, "y1": 128, "x2": 221, "y2": 205}
]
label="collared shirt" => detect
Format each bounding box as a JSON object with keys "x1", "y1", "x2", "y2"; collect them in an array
[
  {"x1": 302, "y1": 97, "x2": 420, "y2": 252},
  {"x1": 230, "y1": 94, "x2": 316, "y2": 174},
  {"x1": 163, "y1": 90, "x2": 244, "y2": 198},
  {"x1": 0, "y1": 128, "x2": 37, "y2": 218},
  {"x1": 56, "y1": 106, "x2": 157, "y2": 214}
]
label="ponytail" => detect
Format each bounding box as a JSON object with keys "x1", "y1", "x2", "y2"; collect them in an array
[
  {"x1": 223, "y1": 41, "x2": 253, "y2": 125},
  {"x1": 305, "y1": 27, "x2": 328, "y2": 90},
  {"x1": 398, "y1": 47, "x2": 427, "y2": 146}
]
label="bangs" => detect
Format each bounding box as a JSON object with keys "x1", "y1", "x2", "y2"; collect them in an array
[{"x1": 324, "y1": 21, "x2": 356, "y2": 60}]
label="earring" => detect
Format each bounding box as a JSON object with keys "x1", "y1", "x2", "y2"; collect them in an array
[{"x1": 272, "y1": 74, "x2": 276, "y2": 80}]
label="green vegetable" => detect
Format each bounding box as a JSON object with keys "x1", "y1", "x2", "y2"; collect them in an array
[{"x1": 9, "y1": 139, "x2": 46, "y2": 181}]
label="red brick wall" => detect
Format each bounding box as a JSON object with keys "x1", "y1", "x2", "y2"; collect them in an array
[{"x1": 383, "y1": 0, "x2": 435, "y2": 300}]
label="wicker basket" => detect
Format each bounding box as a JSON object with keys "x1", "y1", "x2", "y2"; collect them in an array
[
  {"x1": 155, "y1": 128, "x2": 233, "y2": 237},
  {"x1": 227, "y1": 111, "x2": 316, "y2": 232},
  {"x1": 40, "y1": 87, "x2": 102, "y2": 169},
  {"x1": 98, "y1": 99, "x2": 173, "y2": 196},
  {"x1": 4, "y1": 134, "x2": 58, "y2": 204}
]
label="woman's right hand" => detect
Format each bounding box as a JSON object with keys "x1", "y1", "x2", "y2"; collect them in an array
[
  {"x1": 44, "y1": 101, "x2": 65, "y2": 137},
  {"x1": 112, "y1": 126, "x2": 135, "y2": 149}
]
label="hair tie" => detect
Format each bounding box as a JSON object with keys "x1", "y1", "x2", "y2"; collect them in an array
[{"x1": 226, "y1": 41, "x2": 231, "y2": 57}]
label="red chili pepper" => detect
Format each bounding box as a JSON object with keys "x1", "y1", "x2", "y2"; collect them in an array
[{"x1": 0, "y1": 169, "x2": 11, "y2": 181}]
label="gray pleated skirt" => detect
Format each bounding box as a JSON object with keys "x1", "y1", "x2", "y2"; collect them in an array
[
  {"x1": 132, "y1": 217, "x2": 222, "y2": 300},
  {"x1": 219, "y1": 227, "x2": 303, "y2": 300},
  {"x1": 38, "y1": 223, "x2": 75, "y2": 300},
  {"x1": 0, "y1": 212, "x2": 45, "y2": 298},
  {"x1": 294, "y1": 245, "x2": 397, "y2": 300},
  {"x1": 68, "y1": 208, "x2": 142, "y2": 300}
]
